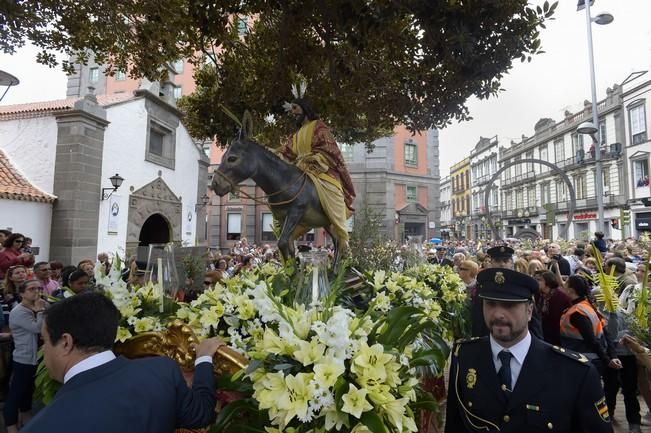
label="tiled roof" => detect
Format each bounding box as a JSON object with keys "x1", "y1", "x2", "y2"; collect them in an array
[
  {"x1": 0, "y1": 93, "x2": 135, "y2": 120},
  {"x1": 0, "y1": 149, "x2": 56, "y2": 203}
]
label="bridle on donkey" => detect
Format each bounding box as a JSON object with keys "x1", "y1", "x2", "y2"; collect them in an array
[{"x1": 212, "y1": 169, "x2": 308, "y2": 206}]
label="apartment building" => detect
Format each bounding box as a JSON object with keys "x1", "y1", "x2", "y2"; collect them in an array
[
  {"x1": 498, "y1": 85, "x2": 626, "y2": 240},
  {"x1": 450, "y1": 158, "x2": 471, "y2": 240},
  {"x1": 469, "y1": 136, "x2": 500, "y2": 240}
]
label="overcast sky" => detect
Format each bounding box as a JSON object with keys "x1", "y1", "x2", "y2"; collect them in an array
[{"x1": 1, "y1": 1, "x2": 650, "y2": 177}]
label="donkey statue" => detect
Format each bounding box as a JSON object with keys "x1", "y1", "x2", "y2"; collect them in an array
[{"x1": 211, "y1": 119, "x2": 346, "y2": 270}]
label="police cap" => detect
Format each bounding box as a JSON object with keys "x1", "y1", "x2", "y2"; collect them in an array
[
  {"x1": 477, "y1": 268, "x2": 537, "y2": 302},
  {"x1": 486, "y1": 245, "x2": 514, "y2": 260}
]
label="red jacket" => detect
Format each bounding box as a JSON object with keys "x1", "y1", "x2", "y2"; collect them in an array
[{"x1": 0, "y1": 248, "x2": 35, "y2": 279}]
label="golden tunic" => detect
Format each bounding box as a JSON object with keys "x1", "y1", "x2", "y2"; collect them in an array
[{"x1": 283, "y1": 120, "x2": 355, "y2": 242}]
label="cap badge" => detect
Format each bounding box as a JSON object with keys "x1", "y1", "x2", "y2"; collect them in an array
[
  {"x1": 495, "y1": 272, "x2": 505, "y2": 285},
  {"x1": 466, "y1": 368, "x2": 477, "y2": 389},
  {"x1": 500, "y1": 246, "x2": 505, "y2": 253}
]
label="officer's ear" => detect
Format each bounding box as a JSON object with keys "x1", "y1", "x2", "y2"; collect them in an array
[{"x1": 526, "y1": 300, "x2": 534, "y2": 321}]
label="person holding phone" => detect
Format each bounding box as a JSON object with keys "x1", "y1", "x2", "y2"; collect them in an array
[
  {"x1": 547, "y1": 243, "x2": 571, "y2": 277},
  {"x1": 0, "y1": 234, "x2": 34, "y2": 280}
]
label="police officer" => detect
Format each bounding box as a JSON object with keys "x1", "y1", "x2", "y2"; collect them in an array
[
  {"x1": 471, "y1": 246, "x2": 543, "y2": 339},
  {"x1": 486, "y1": 245, "x2": 515, "y2": 269},
  {"x1": 445, "y1": 268, "x2": 613, "y2": 433}
]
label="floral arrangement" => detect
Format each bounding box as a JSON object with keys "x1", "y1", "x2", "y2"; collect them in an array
[{"x1": 36, "y1": 251, "x2": 467, "y2": 433}]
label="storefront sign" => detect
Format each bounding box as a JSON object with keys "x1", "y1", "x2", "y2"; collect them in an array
[
  {"x1": 507, "y1": 219, "x2": 530, "y2": 225},
  {"x1": 574, "y1": 212, "x2": 597, "y2": 220}
]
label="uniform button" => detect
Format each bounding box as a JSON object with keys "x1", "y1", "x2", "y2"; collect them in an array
[
  {"x1": 503, "y1": 415, "x2": 510, "y2": 422},
  {"x1": 468, "y1": 401, "x2": 473, "y2": 407},
  {"x1": 547, "y1": 422, "x2": 553, "y2": 430}
]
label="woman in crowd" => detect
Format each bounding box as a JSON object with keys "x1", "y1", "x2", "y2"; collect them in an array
[
  {"x1": 583, "y1": 257, "x2": 598, "y2": 275},
  {"x1": 0, "y1": 234, "x2": 34, "y2": 280},
  {"x1": 232, "y1": 255, "x2": 254, "y2": 277},
  {"x1": 54, "y1": 269, "x2": 90, "y2": 298},
  {"x1": 78, "y1": 259, "x2": 95, "y2": 277},
  {"x1": 533, "y1": 271, "x2": 571, "y2": 345},
  {"x1": 2, "y1": 265, "x2": 28, "y2": 322},
  {"x1": 527, "y1": 259, "x2": 545, "y2": 276},
  {"x1": 48, "y1": 261, "x2": 64, "y2": 285},
  {"x1": 59, "y1": 265, "x2": 78, "y2": 290},
  {"x1": 457, "y1": 260, "x2": 479, "y2": 296},
  {"x1": 514, "y1": 258, "x2": 528, "y2": 274},
  {"x1": 559, "y1": 275, "x2": 620, "y2": 375},
  {"x1": 3, "y1": 280, "x2": 47, "y2": 433}
]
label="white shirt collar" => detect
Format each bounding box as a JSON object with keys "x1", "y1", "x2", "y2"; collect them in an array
[
  {"x1": 64, "y1": 350, "x2": 116, "y2": 384},
  {"x1": 489, "y1": 331, "x2": 532, "y2": 389},
  {"x1": 490, "y1": 331, "x2": 531, "y2": 366}
]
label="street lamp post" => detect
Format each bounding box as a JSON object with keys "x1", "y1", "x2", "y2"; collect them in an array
[{"x1": 580, "y1": 1, "x2": 613, "y2": 236}]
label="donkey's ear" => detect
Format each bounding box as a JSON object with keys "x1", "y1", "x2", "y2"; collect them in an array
[{"x1": 241, "y1": 110, "x2": 254, "y2": 138}]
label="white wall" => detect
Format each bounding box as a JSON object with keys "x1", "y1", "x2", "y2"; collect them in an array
[
  {"x1": 97, "y1": 99, "x2": 201, "y2": 256},
  {"x1": 0, "y1": 116, "x2": 58, "y2": 194},
  {"x1": 0, "y1": 199, "x2": 52, "y2": 260}
]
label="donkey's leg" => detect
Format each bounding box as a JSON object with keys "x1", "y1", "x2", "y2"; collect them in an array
[
  {"x1": 278, "y1": 210, "x2": 303, "y2": 261},
  {"x1": 324, "y1": 225, "x2": 340, "y2": 270}
]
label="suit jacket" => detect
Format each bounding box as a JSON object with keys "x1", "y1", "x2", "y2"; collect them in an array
[
  {"x1": 444, "y1": 336, "x2": 613, "y2": 433},
  {"x1": 23, "y1": 356, "x2": 216, "y2": 433}
]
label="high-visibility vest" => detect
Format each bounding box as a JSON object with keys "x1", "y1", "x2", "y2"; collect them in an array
[{"x1": 559, "y1": 299, "x2": 604, "y2": 341}]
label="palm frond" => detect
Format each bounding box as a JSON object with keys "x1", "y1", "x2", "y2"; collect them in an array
[{"x1": 591, "y1": 242, "x2": 619, "y2": 313}]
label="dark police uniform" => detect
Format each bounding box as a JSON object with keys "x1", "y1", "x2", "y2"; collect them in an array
[{"x1": 445, "y1": 268, "x2": 613, "y2": 433}]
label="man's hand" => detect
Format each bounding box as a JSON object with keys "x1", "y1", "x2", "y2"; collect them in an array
[
  {"x1": 608, "y1": 358, "x2": 623, "y2": 370},
  {"x1": 195, "y1": 337, "x2": 226, "y2": 358}
]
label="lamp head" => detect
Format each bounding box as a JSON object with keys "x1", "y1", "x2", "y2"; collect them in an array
[
  {"x1": 593, "y1": 12, "x2": 614, "y2": 25},
  {"x1": 109, "y1": 173, "x2": 124, "y2": 190},
  {"x1": 577, "y1": 121, "x2": 598, "y2": 135}
]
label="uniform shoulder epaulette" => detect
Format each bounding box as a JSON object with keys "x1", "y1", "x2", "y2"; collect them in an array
[
  {"x1": 551, "y1": 345, "x2": 590, "y2": 364},
  {"x1": 453, "y1": 337, "x2": 482, "y2": 356}
]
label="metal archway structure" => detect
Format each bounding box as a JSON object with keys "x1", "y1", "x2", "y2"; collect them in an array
[{"x1": 483, "y1": 158, "x2": 576, "y2": 240}]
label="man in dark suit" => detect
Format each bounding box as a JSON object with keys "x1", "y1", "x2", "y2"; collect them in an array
[
  {"x1": 23, "y1": 293, "x2": 225, "y2": 433},
  {"x1": 445, "y1": 268, "x2": 613, "y2": 433},
  {"x1": 547, "y1": 243, "x2": 571, "y2": 276},
  {"x1": 429, "y1": 246, "x2": 453, "y2": 267}
]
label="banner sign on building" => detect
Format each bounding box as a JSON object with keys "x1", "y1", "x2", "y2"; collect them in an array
[{"x1": 108, "y1": 195, "x2": 121, "y2": 234}]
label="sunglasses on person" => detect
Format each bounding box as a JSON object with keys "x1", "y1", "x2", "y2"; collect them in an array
[
  {"x1": 14, "y1": 239, "x2": 24, "y2": 244},
  {"x1": 203, "y1": 280, "x2": 212, "y2": 285}
]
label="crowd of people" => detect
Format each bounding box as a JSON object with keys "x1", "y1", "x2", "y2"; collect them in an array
[
  {"x1": 3, "y1": 223, "x2": 651, "y2": 432},
  {"x1": 432, "y1": 232, "x2": 651, "y2": 433}
]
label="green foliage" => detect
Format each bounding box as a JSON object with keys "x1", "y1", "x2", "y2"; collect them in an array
[
  {"x1": 3, "y1": 0, "x2": 556, "y2": 145},
  {"x1": 182, "y1": 252, "x2": 205, "y2": 282},
  {"x1": 34, "y1": 350, "x2": 60, "y2": 405},
  {"x1": 349, "y1": 206, "x2": 397, "y2": 272}
]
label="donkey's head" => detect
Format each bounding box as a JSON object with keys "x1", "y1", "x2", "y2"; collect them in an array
[{"x1": 211, "y1": 112, "x2": 258, "y2": 196}]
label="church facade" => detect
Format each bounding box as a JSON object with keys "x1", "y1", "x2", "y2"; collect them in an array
[{"x1": 0, "y1": 89, "x2": 208, "y2": 263}]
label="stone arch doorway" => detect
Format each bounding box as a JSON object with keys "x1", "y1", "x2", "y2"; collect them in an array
[
  {"x1": 126, "y1": 177, "x2": 182, "y2": 257},
  {"x1": 139, "y1": 213, "x2": 171, "y2": 246}
]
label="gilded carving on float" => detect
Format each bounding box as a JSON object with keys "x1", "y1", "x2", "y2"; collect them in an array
[{"x1": 114, "y1": 319, "x2": 248, "y2": 376}]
